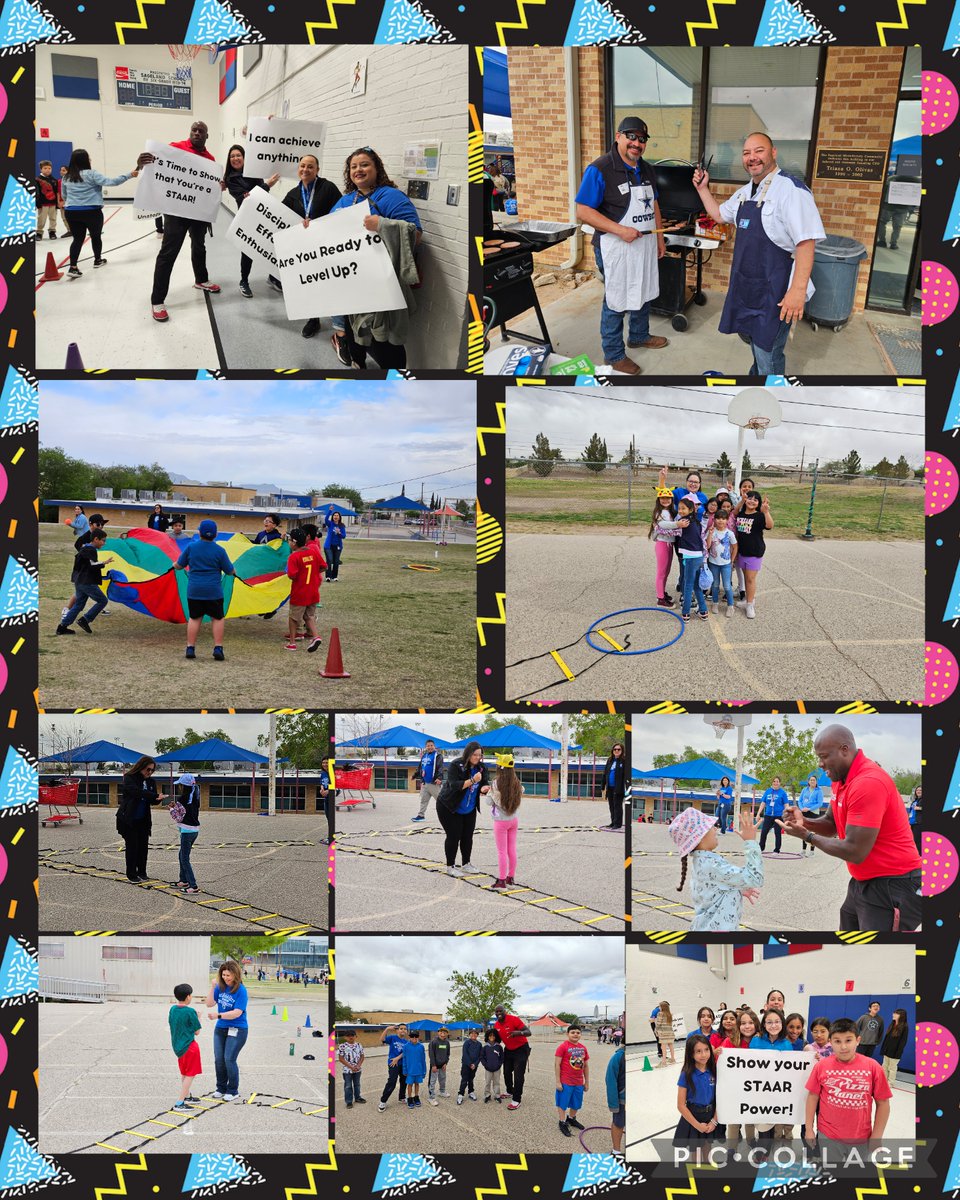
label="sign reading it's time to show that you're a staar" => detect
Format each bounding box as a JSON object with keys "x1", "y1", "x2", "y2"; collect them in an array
[
  {"x1": 716, "y1": 1046, "x2": 815, "y2": 1125},
  {"x1": 133, "y1": 141, "x2": 223, "y2": 224},
  {"x1": 272, "y1": 201, "x2": 407, "y2": 321}
]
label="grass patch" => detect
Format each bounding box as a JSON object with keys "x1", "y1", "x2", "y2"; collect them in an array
[{"x1": 40, "y1": 525, "x2": 476, "y2": 709}]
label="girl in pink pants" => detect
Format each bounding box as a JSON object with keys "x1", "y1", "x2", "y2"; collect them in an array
[
  {"x1": 649, "y1": 489, "x2": 684, "y2": 608},
  {"x1": 487, "y1": 753, "x2": 524, "y2": 890}
]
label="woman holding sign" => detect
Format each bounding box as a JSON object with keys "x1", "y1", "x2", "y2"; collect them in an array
[
  {"x1": 223, "y1": 145, "x2": 280, "y2": 299},
  {"x1": 279, "y1": 155, "x2": 342, "y2": 339},
  {"x1": 62, "y1": 150, "x2": 140, "y2": 279},
  {"x1": 330, "y1": 147, "x2": 423, "y2": 370}
]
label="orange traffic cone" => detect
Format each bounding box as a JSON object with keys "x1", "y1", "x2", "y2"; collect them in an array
[
  {"x1": 41, "y1": 252, "x2": 63, "y2": 282},
  {"x1": 319, "y1": 627, "x2": 351, "y2": 678}
]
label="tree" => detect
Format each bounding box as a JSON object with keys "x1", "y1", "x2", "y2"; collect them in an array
[
  {"x1": 154, "y1": 726, "x2": 234, "y2": 770},
  {"x1": 39, "y1": 721, "x2": 89, "y2": 772},
  {"x1": 869, "y1": 458, "x2": 895, "y2": 477},
  {"x1": 256, "y1": 713, "x2": 330, "y2": 769},
  {"x1": 100, "y1": 461, "x2": 173, "y2": 495},
  {"x1": 318, "y1": 483, "x2": 364, "y2": 513},
  {"x1": 892, "y1": 455, "x2": 912, "y2": 480},
  {"x1": 581, "y1": 433, "x2": 609, "y2": 473},
  {"x1": 39, "y1": 448, "x2": 98, "y2": 523},
  {"x1": 744, "y1": 718, "x2": 821, "y2": 798},
  {"x1": 210, "y1": 935, "x2": 276, "y2": 966},
  {"x1": 454, "y1": 716, "x2": 533, "y2": 743},
  {"x1": 556, "y1": 1011, "x2": 579, "y2": 1025},
  {"x1": 455, "y1": 499, "x2": 471, "y2": 519},
  {"x1": 892, "y1": 768, "x2": 921, "y2": 795},
  {"x1": 713, "y1": 451, "x2": 733, "y2": 475},
  {"x1": 841, "y1": 450, "x2": 862, "y2": 477},
  {"x1": 531, "y1": 432, "x2": 562, "y2": 477},
  {"x1": 742, "y1": 449, "x2": 753, "y2": 474},
  {"x1": 335, "y1": 1000, "x2": 357, "y2": 1022},
  {"x1": 563, "y1": 714, "x2": 626, "y2": 757},
  {"x1": 446, "y1": 966, "x2": 520, "y2": 1026}
]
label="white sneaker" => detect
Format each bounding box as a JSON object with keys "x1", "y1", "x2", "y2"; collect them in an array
[
  {"x1": 711, "y1": 602, "x2": 718, "y2": 614},
  {"x1": 469, "y1": 1092, "x2": 478, "y2": 1101},
  {"x1": 60, "y1": 607, "x2": 69, "y2": 622},
  {"x1": 460, "y1": 862, "x2": 482, "y2": 874},
  {"x1": 439, "y1": 1091, "x2": 450, "y2": 1097},
  {"x1": 726, "y1": 605, "x2": 734, "y2": 618},
  {"x1": 745, "y1": 602, "x2": 756, "y2": 619},
  {"x1": 447, "y1": 865, "x2": 463, "y2": 877},
  {"x1": 222, "y1": 1093, "x2": 239, "y2": 1101},
  {"x1": 378, "y1": 1101, "x2": 386, "y2": 1111},
  {"x1": 457, "y1": 1095, "x2": 464, "y2": 1105},
  {"x1": 212, "y1": 1091, "x2": 225, "y2": 1099},
  {"x1": 429, "y1": 1098, "x2": 439, "y2": 1106}
]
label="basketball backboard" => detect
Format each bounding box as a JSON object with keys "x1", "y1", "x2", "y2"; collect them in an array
[{"x1": 727, "y1": 388, "x2": 783, "y2": 431}]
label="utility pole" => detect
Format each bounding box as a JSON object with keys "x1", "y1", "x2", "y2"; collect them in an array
[
  {"x1": 560, "y1": 714, "x2": 569, "y2": 802},
  {"x1": 268, "y1": 713, "x2": 277, "y2": 817}
]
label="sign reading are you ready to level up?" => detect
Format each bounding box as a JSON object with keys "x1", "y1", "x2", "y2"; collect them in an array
[
  {"x1": 226, "y1": 188, "x2": 300, "y2": 270},
  {"x1": 716, "y1": 1046, "x2": 815, "y2": 1125},
  {"x1": 244, "y1": 118, "x2": 326, "y2": 177},
  {"x1": 272, "y1": 201, "x2": 407, "y2": 322},
  {"x1": 133, "y1": 140, "x2": 223, "y2": 224}
]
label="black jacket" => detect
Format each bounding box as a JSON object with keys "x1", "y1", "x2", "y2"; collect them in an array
[
  {"x1": 880, "y1": 1022, "x2": 908, "y2": 1060},
  {"x1": 603, "y1": 754, "x2": 626, "y2": 802},
  {"x1": 582, "y1": 147, "x2": 657, "y2": 224},
  {"x1": 281, "y1": 178, "x2": 342, "y2": 221},
  {"x1": 437, "y1": 758, "x2": 489, "y2": 815},
  {"x1": 147, "y1": 513, "x2": 169, "y2": 532},
  {"x1": 226, "y1": 171, "x2": 271, "y2": 209},
  {"x1": 117, "y1": 774, "x2": 162, "y2": 832}
]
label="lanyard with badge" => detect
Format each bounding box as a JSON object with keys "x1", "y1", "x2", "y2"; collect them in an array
[{"x1": 300, "y1": 180, "x2": 316, "y2": 217}]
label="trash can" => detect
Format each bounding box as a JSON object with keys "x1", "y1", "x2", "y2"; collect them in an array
[{"x1": 805, "y1": 235, "x2": 868, "y2": 332}]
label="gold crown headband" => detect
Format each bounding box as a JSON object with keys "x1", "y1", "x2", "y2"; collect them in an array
[{"x1": 495, "y1": 753, "x2": 515, "y2": 769}]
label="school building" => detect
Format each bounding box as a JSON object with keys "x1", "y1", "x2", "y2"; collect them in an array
[
  {"x1": 505, "y1": 45, "x2": 921, "y2": 319},
  {"x1": 40, "y1": 935, "x2": 211, "y2": 1000},
  {"x1": 345, "y1": 755, "x2": 611, "y2": 799}
]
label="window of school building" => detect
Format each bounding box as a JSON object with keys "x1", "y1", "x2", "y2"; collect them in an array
[
  {"x1": 102, "y1": 945, "x2": 153, "y2": 961},
  {"x1": 75, "y1": 781, "x2": 110, "y2": 805},
  {"x1": 208, "y1": 783, "x2": 254, "y2": 811},
  {"x1": 257, "y1": 784, "x2": 306, "y2": 812},
  {"x1": 373, "y1": 767, "x2": 412, "y2": 791}
]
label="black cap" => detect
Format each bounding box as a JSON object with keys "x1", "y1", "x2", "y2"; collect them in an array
[
  {"x1": 616, "y1": 115, "x2": 648, "y2": 137},
  {"x1": 89, "y1": 514, "x2": 108, "y2": 525}
]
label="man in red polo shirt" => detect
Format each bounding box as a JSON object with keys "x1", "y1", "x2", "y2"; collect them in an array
[
  {"x1": 493, "y1": 1003, "x2": 532, "y2": 1110},
  {"x1": 138, "y1": 120, "x2": 226, "y2": 322},
  {"x1": 778, "y1": 724, "x2": 921, "y2": 931}
]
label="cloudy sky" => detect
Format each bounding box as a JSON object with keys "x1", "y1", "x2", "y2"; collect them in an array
[
  {"x1": 631, "y1": 713, "x2": 921, "y2": 776},
  {"x1": 39, "y1": 713, "x2": 269, "y2": 759},
  {"x1": 508, "y1": 386, "x2": 925, "y2": 471},
  {"x1": 336, "y1": 936, "x2": 624, "y2": 1018},
  {"x1": 40, "y1": 380, "x2": 476, "y2": 501}
]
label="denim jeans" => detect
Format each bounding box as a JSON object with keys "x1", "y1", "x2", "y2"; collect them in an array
[
  {"x1": 680, "y1": 555, "x2": 707, "y2": 616},
  {"x1": 716, "y1": 803, "x2": 729, "y2": 834},
  {"x1": 594, "y1": 238, "x2": 651, "y2": 363},
  {"x1": 213, "y1": 1025, "x2": 248, "y2": 1094},
  {"x1": 178, "y1": 830, "x2": 199, "y2": 888},
  {"x1": 741, "y1": 320, "x2": 791, "y2": 376},
  {"x1": 710, "y1": 561, "x2": 734, "y2": 607},
  {"x1": 62, "y1": 582, "x2": 108, "y2": 628},
  {"x1": 343, "y1": 1070, "x2": 362, "y2": 1103}
]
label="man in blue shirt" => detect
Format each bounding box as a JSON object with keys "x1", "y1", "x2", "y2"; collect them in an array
[
  {"x1": 412, "y1": 739, "x2": 444, "y2": 822},
  {"x1": 175, "y1": 518, "x2": 236, "y2": 662},
  {"x1": 758, "y1": 775, "x2": 789, "y2": 853},
  {"x1": 575, "y1": 115, "x2": 668, "y2": 376}
]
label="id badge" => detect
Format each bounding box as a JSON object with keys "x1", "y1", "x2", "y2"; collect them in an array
[{"x1": 227, "y1": 1028, "x2": 239, "y2": 1038}]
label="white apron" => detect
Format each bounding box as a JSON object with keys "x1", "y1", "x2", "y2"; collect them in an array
[{"x1": 599, "y1": 181, "x2": 659, "y2": 312}]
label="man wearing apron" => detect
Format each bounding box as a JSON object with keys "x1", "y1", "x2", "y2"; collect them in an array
[
  {"x1": 575, "y1": 116, "x2": 668, "y2": 376},
  {"x1": 693, "y1": 132, "x2": 825, "y2": 375}
]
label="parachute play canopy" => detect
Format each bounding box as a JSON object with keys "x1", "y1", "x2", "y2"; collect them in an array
[{"x1": 101, "y1": 527, "x2": 292, "y2": 623}]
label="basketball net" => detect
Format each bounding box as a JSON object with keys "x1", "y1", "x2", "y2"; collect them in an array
[
  {"x1": 709, "y1": 719, "x2": 735, "y2": 740},
  {"x1": 167, "y1": 44, "x2": 204, "y2": 61},
  {"x1": 746, "y1": 417, "x2": 770, "y2": 440}
]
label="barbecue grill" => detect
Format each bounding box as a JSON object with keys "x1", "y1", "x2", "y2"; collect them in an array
[
  {"x1": 648, "y1": 162, "x2": 725, "y2": 332},
  {"x1": 482, "y1": 219, "x2": 577, "y2": 347}
]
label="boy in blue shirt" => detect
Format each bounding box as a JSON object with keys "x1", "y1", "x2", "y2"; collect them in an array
[
  {"x1": 378, "y1": 1022, "x2": 408, "y2": 1109},
  {"x1": 606, "y1": 1039, "x2": 626, "y2": 1152},
  {"x1": 758, "y1": 776, "x2": 789, "y2": 854},
  {"x1": 175, "y1": 518, "x2": 236, "y2": 662},
  {"x1": 401, "y1": 1029, "x2": 427, "y2": 1109},
  {"x1": 457, "y1": 1027, "x2": 482, "y2": 1103}
]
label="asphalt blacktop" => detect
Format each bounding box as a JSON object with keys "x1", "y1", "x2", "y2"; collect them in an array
[
  {"x1": 505, "y1": 534, "x2": 923, "y2": 702},
  {"x1": 630, "y1": 818, "x2": 850, "y2": 931},
  {"x1": 39, "y1": 992, "x2": 328, "y2": 1154},
  {"x1": 334, "y1": 792, "x2": 625, "y2": 932},
  {"x1": 335, "y1": 1040, "x2": 620, "y2": 1155},
  {"x1": 40, "y1": 810, "x2": 328, "y2": 932}
]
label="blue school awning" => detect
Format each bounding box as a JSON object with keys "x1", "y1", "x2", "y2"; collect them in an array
[
  {"x1": 154, "y1": 738, "x2": 270, "y2": 764},
  {"x1": 483, "y1": 48, "x2": 511, "y2": 118},
  {"x1": 635, "y1": 757, "x2": 760, "y2": 785},
  {"x1": 41, "y1": 739, "x2": 146, "y2": 764},
  {"x1": 336, "y1": 725, "x2": 458, "y2": 750}
]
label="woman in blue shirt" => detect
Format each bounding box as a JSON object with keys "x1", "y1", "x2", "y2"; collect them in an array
[
  {"x1": 206, "y1": 959, "x2": 249, "y2": 1100},
  {"x1": 67, "y1": 505, "x2": 90, "y2": 538},
  {"x1": 435, "y1": 741, "x2": 489, "y2": 877},
  {"x1": 601, "y1": 742, "x2": 626, "y2": 831},
  {"x1": 62, "y1": 148, "x2": 140, "y2": 278},
  {"x1": 330, "y1": 147, "x2": 422, "y2": 370},
  {"x1": 324, "y1": 512, "x2": 347, "y2": 582},
  {"x1": 757, "y1": 776, "x2": 789, "y2": 854},
  {"x1": 715, "y1": 776, "x2": 734, "y2": 835},
  {"x1": 798, "y1": 775, "x2": 824, "y2": 855}
]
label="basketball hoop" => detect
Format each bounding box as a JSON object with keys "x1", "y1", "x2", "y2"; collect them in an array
[
  {"x1": 708, "y1": 719, "x2": 736, "y2": 740},
  {"x1": 167, "y1": 44, "x2": 204, "y2": 62},
  {"x1": 746, "y1": 417, "x2": 771, "y2": 440}
]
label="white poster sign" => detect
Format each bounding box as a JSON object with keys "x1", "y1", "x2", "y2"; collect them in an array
[
  {"x1": 716, "y1": 1046, "x2": 814, "y2": 1125},
  {"x1": 245, "y1": 118, "x2": 326, "y2": 177},
  {"x1": 226, "y1": 189, "x2": 299, "y2": 269},
  {"x1": 402, "y1": 140, "x2": 441, "y2": 179},
  {"x1": 887, "y1": 181, "x2": 921, "y2": 207},
  {"x1": 134, "y1": 141, "x2": 222, "y2": 223},
  {"x1": 672, "y1": 1012, "x2": 687, "y2": 1040},
  {"x1": 272, "y1": 201, "x2": 406, "y2": 322}
]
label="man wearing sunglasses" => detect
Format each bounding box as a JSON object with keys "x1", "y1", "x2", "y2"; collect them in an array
[{"x1": 575, "y1": 115, "x2": 668, "y2": 376}]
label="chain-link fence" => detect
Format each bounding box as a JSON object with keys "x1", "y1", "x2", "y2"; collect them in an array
[{"x1": 505, "y1": 460, "x2": 923, "y2": 540}]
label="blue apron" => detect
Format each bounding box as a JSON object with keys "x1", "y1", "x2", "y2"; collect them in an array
[{"x1": 718, "y1": 179, "x2": 793, "y2": 354}]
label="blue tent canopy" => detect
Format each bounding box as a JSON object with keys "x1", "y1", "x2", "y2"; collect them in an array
[
  {"x1": 796, "y1": 769, "x2": 832, "y2": 789},
  {"x1": 450, "y1": 724, "x2": 572, "y2": 751},
  {"x1": 337, "y1": 724, "x2": 459, "y2": 750},
  {"x1": 369, "y1": 495, "x2": 431, "y2": 512},
  {"x1": 41, "y1": 739, "x2": 146, "y2": 764},
  {"x1": 446, "y1": 1020, "x2": 483, "y2": 1030},
  {"x1": 483, "y1": 48, "x2": 511, "y2": 118},
  {"x1": 154, "y1": 737, "x2": 270, "y2": 764},
  {"x1": 406, "y1": 1019, "x2": 443, "y2": 1032},
  {"x1": 635, "y1": 757, "x2": 760, "y2": 786},
  {"x1": 315, "y1": 503, "x2": 358, "y2": 518},
  {"x1": 891, "y1": 135, "x2": 921, "y2": 159}
]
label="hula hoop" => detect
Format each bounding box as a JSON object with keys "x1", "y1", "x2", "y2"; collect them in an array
[
  {"x1": 402, "y1": 563, "x2": 441, "y2": 572},
  {"x1": 761, "y1": 851, "x2": 804, "y2": 860},
  {"x1": 585, "y1": 607, "x2": 684, "y2": 655},
  {"x1": 577, "y1": 1124, "x2": 617, "y2": 1153}
]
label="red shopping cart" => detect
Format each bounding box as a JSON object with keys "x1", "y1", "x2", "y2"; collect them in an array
[
  {"x1": 39, "y1": 778, "x2": 83, "y2": 827},
  {"x1": 334, "y1": 766, "x2": 376, "y2": 811}
]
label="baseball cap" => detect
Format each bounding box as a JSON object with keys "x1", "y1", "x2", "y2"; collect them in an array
[
  {"x1": 617, "y1": 115, "x2": 649, "y2": 137},
  {"x1": 198, "y1": 519, "x2": 218, "y2": 539}
]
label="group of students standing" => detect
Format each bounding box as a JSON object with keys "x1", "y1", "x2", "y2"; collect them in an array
[{"x1": 650, "y1": 467, "x2": 772, "y2": 620}]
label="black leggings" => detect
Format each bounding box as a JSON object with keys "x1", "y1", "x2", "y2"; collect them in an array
[
  {"x1": 120, "y1": 820, "x2": 151, "y2": 880},
  {"x1": 607, "y1": 792, "x2": 623, "y2": 829},
  {"x1": 240, "y1": 252, "x2": 253, "y2": 283},
  {"x1": 437, "y1": 804, "x2": 477, "y2": 866},
  {"x1": 343, "y1": 317, "x2": 407, "y2": 369},
  {"x1": 67, "y1": 208, "x2": 104, "y2": 266}
]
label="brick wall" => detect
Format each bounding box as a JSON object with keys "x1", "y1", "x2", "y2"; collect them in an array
[{"x1": 509, "y1": 47, "x2": 905, "y2": 313}]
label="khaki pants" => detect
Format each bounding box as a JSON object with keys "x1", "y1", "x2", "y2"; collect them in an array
[
  {"x1": 484, "y1": 1067, "x2": 501, "y2": 1099},
  {"x1": 37, "y1": 205, "x2": 59, "y2": 234},
  {"x1": 882, "y1": 1055, "x2": 900, "y2": 1085},
  {"x1": 725, "y1": 1123, "x2": 756, "y2": 1144},
  {"x1": 417, "y1": 781, "x2": 440, "y2": 817}
]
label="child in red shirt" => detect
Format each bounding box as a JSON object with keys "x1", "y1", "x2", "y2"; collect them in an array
[
  {"x1": 555, "y1": 1025, "x2": 589, "y2": 1137},
  {"x1": 804, "y1": 1017, "x2": 891, "y2": 1151},
  {"x1": 284, "y1": 528, "x2": 326, "y2": 652}
]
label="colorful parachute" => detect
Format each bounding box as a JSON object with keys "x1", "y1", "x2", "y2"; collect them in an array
[{"x1": 101, "y1": 528, "x2": 292, "y2": 623}]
